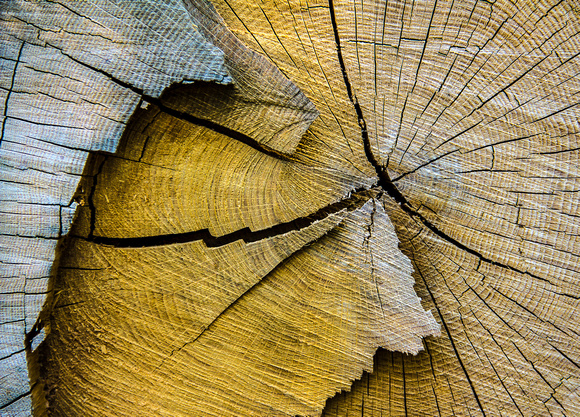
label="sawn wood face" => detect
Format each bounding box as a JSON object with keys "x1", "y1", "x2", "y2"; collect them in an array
[{"x1": 1, "y1": 0, "x2": 578, "y2": 416}]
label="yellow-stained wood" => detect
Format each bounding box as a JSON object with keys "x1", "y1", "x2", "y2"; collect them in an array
[
  {"x1": 82, "y1": 105, "x2": 373, "y2": 240},
  {"x1": 0, "y1": 0, "x2": 232, "y2": 409},
  {"x1": 325, "y1": 195, "x2": 580, "y2": 416},
  {"x1": 42, "y1": 197, "x2": 439, "y2": 416},
  {"x1": 38, "y1": 100, "x2": 438, "y2": 415},
  {"x1": 1, "y1": 0, "x2": 579, "y2": 416},
  {"x1": 205, "y1": 0, "x2": 580, "y2": 414}
]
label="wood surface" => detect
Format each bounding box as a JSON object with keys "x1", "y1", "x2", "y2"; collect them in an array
[
  {"x1": 1, "y1": 0, "x2": 579, "y2": 416},
  {"x1": 0, "y1": 0, "x2": 231, "y2": 413}
]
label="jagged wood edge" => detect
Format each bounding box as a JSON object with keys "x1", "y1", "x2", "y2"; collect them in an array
[{"x1": 0, "y1": 0, "x2": 320, "y2": 413}]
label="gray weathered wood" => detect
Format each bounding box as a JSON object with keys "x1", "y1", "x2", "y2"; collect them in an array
[{"x1": 0, "y1": 0, "x2": 231, "y2": 412}]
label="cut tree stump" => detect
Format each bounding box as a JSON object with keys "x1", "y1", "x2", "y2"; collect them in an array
[{"x1": 1, "y1": 0, "x2": 579, "y2": 416}]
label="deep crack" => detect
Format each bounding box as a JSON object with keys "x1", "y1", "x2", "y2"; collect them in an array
[
  {"x1": 87, "y1": 157, "x2": 107, "y2": 240},
  {"x1": 82, "y1": 187, "x2": 376, "y2": 248},
  {"x1": 51, "y1": 45, "x2": 294, "y2": 162},
  {"x1": 327, "y1": 0, "x2": 553, "y2": 288},
  {"x1": 0, "y1": 41, "x2": 25, "y2": 146}
]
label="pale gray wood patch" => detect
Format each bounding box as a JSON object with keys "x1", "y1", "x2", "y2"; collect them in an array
[
  {"x1": 0, "y1": 350, "x2": 31, "y2": 415},
  {"x1": 0, "y1": 395, "x2": 32, "y2": 417},
  {"x1": 0, "y1": 1, "x2": 233, "y2": 413}
]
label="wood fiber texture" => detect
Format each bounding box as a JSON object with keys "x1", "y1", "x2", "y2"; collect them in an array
[
  {"x1": 35, "y1": 93, "x2": 438, "y2": 415},
  {"x1": 0, "y1": 0, "x2": 317, "y2": 413},
  {"x1": 1, "y1": 0, "x2": 579, "y2": 416},
  {"x1": 0, "y1": 0, "x2": 228, "y2": 412}
]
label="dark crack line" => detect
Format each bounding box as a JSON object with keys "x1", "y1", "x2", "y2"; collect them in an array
[
  {"x1": 549, "y1": 343, "x2": 580, "y2": 369},
  {"x1": 433, "y1": 119, "x2": 483, "y2": 151},
  {"x1": 329, "y1": 0, "x2": 409, "y2": 206},
  {"x1": 464, "y1": 285, "x2": 528, "y2": 415},
  {"x1": 156, "y1": 257, "x2": 279, "y2": 372},
  {"x1": 424, "y1": 343, "x2": 443, "y2": 416},
  {"x1": 152, "y1": 199, "x2": 351, "y2": 372},
  {"x1": 0, "y1": 348, "x2": 25, "y2": 362},
  {"x1": 0, "y1": 389, "x2": 31, "y2": 411},
  {"x1": 0, "y1": 41, "x2": 25, "y2": 146},
  {"x1": 24, "y1": 318, "x2": 43, "y2": 352},
  {"x1": 413, "y1": 256, "x2": 487, "y2": 415},
  {"x1": 328, "y1": 0, "x2": 557, "y2": 289},
  {"x1": 481, "y1": 348, "x2": 525, "y2": 417},
  {"x1": 393, "y1": 148, "x2": 459, "y2": 182},
  {"x1": 365, "y1": 198, "x2": 386, "y2": 322},
  {"x1": 49, "y1": 44, "x2": 294, "y2": 162},
  {"x1": 410, "y1": 0, "x2": 438, "y2": 93},
  {"x1": 327, "y1": 7, "x2": 567, "y2": 412},
  {"x1": 401, "y1": 199, "x2": 560, "y2": 287},
  {"x1": 153, "y1": 100, "x2": 294, "y2": 162},
  {"x1": 532, "y1": 100, "x2": 580, "y2": 124},
  {"x1": 154, "y1": 265, "x2": 273, "y2": 372},
  {"x1": 46, "y1": 0, "x2": 107, "y2": 29},
  {"x1": 511, "y1": 342, "x2": 557, "y2": 393},
  {"x1": 402, "y1": 356, "x2": 408, "y2": 416},
  {"x1": 58, "y1": 205, "x2": 63, "y2": 238},
  {"x1": 87, "y1": 157, "x2": 107, "y2": 240},
  {"x1": 84, "y1": 187, "x2": 375, "y2": 248}
]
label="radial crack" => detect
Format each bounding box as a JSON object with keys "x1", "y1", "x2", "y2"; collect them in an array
[
  {"x1": 328, "y1": 0, "x2": 557, "y2": 287},
  {"x1": 85, "y1": 188, "x2": 376, "y2": 248},
  {"x1": 0, "y1": 41, "x2": 25, "y2": 146},
  {"x1": 87, "y1": 157, "x2": 107, "y2": 240},
  {"x1": 50, "y1": 45, "x2": 294, "y2": 162},
  {"x1": 413, "y1": 256, "x2": 487, "y2": 415}
]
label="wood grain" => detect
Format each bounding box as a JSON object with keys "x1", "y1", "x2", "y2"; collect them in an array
[{"x1": 1, "y1": 0, "x2": 579, "y2": 416}]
